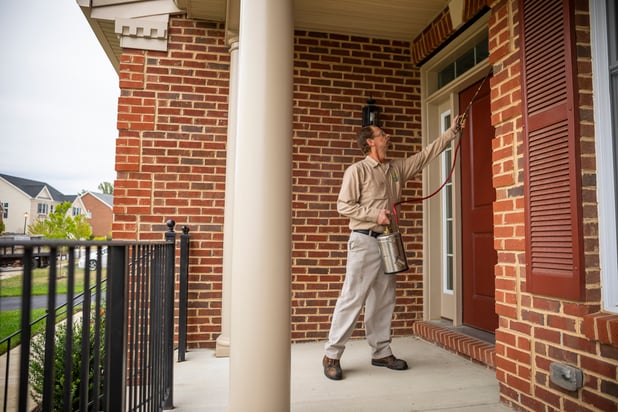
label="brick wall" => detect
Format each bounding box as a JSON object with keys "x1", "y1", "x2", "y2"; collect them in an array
[
  {"x1": 81, "y1": 193, "x2": 112, "y2": 238},
  {"x1": 291, "y1": 31, "x2": 423, "y2": 341},
  {"x1": 114, "y1": 19, "x2": 230, "y2": 346},
  {"x1": 113, "y1": 18, "x2": 426, "y2": 347},
  {"x1": 489, "y1": 0, "x2": 618, "y2": 410}
]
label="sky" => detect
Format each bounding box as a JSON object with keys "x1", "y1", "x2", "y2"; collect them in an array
[{"x1": 0, "y1": 0, "x2": 119, "y2": 195}]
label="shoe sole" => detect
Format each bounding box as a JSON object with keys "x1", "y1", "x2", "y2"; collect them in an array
[
  {"x1": 324, "y1": 372, "x2": 342, "y2": 380},
  {"x1": 371, "y1": 360, "x2": 408, "y2": 370}
]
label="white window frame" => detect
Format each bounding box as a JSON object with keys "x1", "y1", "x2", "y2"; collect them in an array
[
  {"x1": 441, "y1": 110, "x2": 454, "y2": 295},
  {"x1": 591, "y1": 0, "x2": 618, "y2": 313},
  {"x1": 37, "y1": 203, "x2": 48, "y2": 215}
]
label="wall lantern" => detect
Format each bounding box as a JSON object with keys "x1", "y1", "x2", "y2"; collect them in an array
[{"x1": 362, "y1": 97, "x2": 380, "y2": 127}]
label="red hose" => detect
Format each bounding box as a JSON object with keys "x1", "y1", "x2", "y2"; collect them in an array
[
  {"x1": 391, "y1": 136, "x2": 463, "y2": 225},
  {"x1": 390, "y1": 69, "x2": 491, "y2": 225}
]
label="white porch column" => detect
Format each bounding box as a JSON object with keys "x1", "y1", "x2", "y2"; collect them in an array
[
  {"x1": 216, "y1": 36, "x2": 240, "y2": 358},
  {"x1": 228, "y1": 0, "x2": 294, "y2": 410}
]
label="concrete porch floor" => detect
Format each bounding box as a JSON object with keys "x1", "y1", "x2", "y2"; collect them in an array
[{"x1": 172, "y1": 336, "x2": 512, "y2": 411}]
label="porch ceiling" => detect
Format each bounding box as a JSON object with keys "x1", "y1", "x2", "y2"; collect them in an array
[
  {"x1": 176, "y1": 0, "x2": 450, "y2": 41},
  {"x1": 80, "y1": 0, "x2": 449, "y2": 72}
]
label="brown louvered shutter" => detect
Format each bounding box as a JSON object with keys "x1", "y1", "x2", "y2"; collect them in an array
[{"x1": 520, "y1": 0, "x2": 584, "y2": 300}]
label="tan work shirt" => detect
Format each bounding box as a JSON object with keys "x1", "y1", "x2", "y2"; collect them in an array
[{"x1": 337, "y1": 128, "x2": 459, "y2": 232}]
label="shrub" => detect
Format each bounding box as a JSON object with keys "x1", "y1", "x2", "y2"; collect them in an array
[{"x1": 29, "y1": 313, "x2": 105, "y2": 411}]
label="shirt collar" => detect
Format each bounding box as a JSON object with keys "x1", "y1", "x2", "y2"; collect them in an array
[{"x1": 364, "y1": 155, "x2": 388, "y2": 168}]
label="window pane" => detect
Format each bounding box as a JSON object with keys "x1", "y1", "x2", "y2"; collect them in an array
[
  {"x1": 455, "y1": 51, "x2": 476, "y2": 76},
  {"x1": 446, "y1": 223, "x2": 453, "y2": 254},
  {"x1": 437, "y1": 34, "x2": 489, "y2": 90},
  {"x1": 446, "y1": 256, "x2": 453, "y2": 290},
  {"x1": 439, "y1": 64, "x2": 455, "y2": 88},
  {"x1": 445, "y1": 185, "x2": 452, "y2": 219},
  {"x1": 476, "y1": 40, "x2": 489, "y2": 63}
]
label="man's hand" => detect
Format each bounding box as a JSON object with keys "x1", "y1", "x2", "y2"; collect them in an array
[
  {"x1": 377, "y1": 209, "x2": 391, "y2": 225},
  {"x1": 452, "y1": 114, "x2": 466, "y2": 133}
]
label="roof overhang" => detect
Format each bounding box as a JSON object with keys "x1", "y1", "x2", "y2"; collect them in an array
[{"x1": 77, "y1": 0, "x2": 458, "y2": 73}]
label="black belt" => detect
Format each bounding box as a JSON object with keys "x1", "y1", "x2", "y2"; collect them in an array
[{"x1": 353, "y1": 229, "x2": 382, "y2": 238}]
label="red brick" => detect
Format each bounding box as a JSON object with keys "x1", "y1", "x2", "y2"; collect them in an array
[
  {"x1": 534, "y1": 327, "x2": 561, "y2": 345},
  {"x1": 532, "y1": 296, "x2": 561, "y2": 312},
  {"x1": 582, "y1": 389, "x2": 618, "y2": 412},
  {"x1": 547, "y1": 314, "x2": 577, "y2": 333},
  {"x1": 563, "y1": 333, "x2": 597, "y2": 354},
  {"x1": 534, "y1": 385, "x2": 561, "y2": 409},
  {"x1": 581, "y1": 355, "x2": 616, "y2": 379},
  {"x1": 506, "y1": 372, "x2": 531, "y2": 393},
  {"x1": 496, "y1": 329, "x2": 516, "y2": 346},
  {"x1": 496, "y1": 302, "x2": 518, "y2": 318},
  {"x1": 506, "y1": 346, "x2": 531, "y2": 364}
]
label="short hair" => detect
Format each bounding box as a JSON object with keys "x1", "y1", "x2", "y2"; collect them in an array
[{"x1": 357, "y1": 126, "x2": 375, "y2": 155}]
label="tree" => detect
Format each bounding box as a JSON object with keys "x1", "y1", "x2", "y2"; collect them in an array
[
  {"x1": 29, "y1": 202, "x2": 92, "y2": 240},
  {"x1": 98, "y1": 182, "x2": 113, "y2": 195},
  {"x1": 0, "y1": 203, "x2": 5, "y2": 234}
]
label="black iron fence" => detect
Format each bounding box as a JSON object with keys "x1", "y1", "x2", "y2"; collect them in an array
[{"x1": 0, "y1": 221, "x2": 190, "y2": 412}]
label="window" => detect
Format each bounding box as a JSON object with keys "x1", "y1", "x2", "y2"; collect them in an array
[
  {"x1": 37, "y1": 203, "x2": 48, "y2": 215},
  {"x1": 441, "y1": 111, "x2": 454, "y2": 294},
  {"x1": 73, "y1": 207, "x2": 81, "y2": 216},
  {"x1": 591, "y1": 0, "x2": 618, "y2": 313},
  {"x1": 438, "y1": 36, "x2": 489, "y2": 89},
  {"x1": 2, "y1": 202, "x2": 8, "y2": 219}
]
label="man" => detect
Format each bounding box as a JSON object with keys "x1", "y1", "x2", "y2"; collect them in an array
[{"x1": 323, "y1": 116, "x2": 463, "y2": 380}]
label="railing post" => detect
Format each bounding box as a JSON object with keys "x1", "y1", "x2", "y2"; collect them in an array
[
  {"x1": 105, "y1": 245, "x2": 128, "y2": 412},
  {"x1": 178, "y1": 225, "x2": 190, "y2": 362},
  {"x1": 163, "y1": 220, "x2": 176, "y2": 410},
  {"x1": 79, "y1": 246, "x2": 92, "y2": 412},
  {"x1": 41, "y1": 248, "x2": 58, "y2": 412},
  {"x1": 17, "y1": 247, "x2": 33, "y2": 412},
  {"x1": 63, "y1": 247, "x2": 76, "y2": 411}
]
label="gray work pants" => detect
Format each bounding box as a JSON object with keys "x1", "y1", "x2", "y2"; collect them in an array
[{"x1": 324, "y1": 231, "x2": 396, "y2": 360}]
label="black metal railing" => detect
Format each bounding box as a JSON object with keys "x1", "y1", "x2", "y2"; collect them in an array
[{"x1": 0, "y1": 221, "x2": 190, "y2": 412}]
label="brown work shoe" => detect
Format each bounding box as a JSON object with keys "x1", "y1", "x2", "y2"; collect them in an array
[
  {"x1": 371, "y1": 355, "x2": 408, "y2": 370},
  {"x1": 322, "y1": 355, "x2": 343, "y2": 380}
]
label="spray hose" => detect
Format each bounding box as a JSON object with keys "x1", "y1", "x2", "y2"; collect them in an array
[{"x1": 390, "y1": 69, "x2": 492, "y2": 225}]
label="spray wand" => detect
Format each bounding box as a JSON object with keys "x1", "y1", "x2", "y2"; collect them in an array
[{"x1": 390, "y1": 69, "x2": 493, "y2": 225}]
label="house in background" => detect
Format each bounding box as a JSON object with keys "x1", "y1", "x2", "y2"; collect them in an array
[
  {"x1": 80, "y1": 191, "x2": 113, "y2": 239},
  {"x1": 77, "y1": 0, "x2": 618, "y2": 411},
  {"x1": 0, "y1": 173, "x2": 87, "y2": 235}
]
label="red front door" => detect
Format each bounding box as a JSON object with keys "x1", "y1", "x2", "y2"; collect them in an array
[{"x1": 460, "y1": 77, "x2": 498, "y2": 333}]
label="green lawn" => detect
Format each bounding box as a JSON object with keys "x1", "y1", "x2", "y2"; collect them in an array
[
  {"x1": 0, "y1": 308, "x2": 47, "y2": 354},
  {"x1": 0, "y1": 265, "x2": 105, "y2": 355},
  {"x1": 0, "y1": 265, "x2": 87, "y2": 297}
]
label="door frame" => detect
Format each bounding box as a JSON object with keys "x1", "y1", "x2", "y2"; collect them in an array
[{"x1": 421, "y1": 14, "x2": 491, "y2": 327}]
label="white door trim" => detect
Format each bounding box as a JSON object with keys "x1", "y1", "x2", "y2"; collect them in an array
[{"x1": 420, "y1": 13, "x2": 490, "y2": 326}]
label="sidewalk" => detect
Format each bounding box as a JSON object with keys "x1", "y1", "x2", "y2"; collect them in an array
[
  {"x1": 173, "y1": 336, "x2": 512, "y2": 411},
  {"x1": 0, "y1": 294, "x2": 68, "y2": 311}
]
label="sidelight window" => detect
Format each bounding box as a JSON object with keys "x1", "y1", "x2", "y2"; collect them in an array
[{"x1": 441, "y1": 111, "x2": 454, "y2": 294}]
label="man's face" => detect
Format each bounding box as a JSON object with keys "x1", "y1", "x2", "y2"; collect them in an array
[{"x1": 369, "y1": 126, "x2": 390, "y2": 158}]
